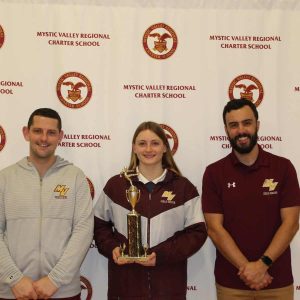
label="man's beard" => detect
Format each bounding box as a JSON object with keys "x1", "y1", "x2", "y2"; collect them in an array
[{"x1": 229, "y1": 132, "x2": 258, "y2": 154}]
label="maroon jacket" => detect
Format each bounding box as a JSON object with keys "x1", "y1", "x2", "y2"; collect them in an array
[{"x1": 94, "y1": 169, "x2": 207, "y2": 299}]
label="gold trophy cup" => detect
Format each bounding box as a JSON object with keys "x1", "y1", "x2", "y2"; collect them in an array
[{"x1": 120, "y1": 168, "x2": 148, "y2": 260}]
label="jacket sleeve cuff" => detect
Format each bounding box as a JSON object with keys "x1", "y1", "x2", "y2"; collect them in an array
[
  {"x1": 47, "y1": 272, "x2": 62, "y2": 288},
  {"x1": 7, "y1": 271, "x2": 23, "y2": 287}
]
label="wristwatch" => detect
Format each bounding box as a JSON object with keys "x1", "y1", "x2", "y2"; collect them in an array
[{"x1": 260, "y1": 255, "x2": 273, "y2": 267}]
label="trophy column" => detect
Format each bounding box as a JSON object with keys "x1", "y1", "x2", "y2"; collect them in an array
[
  {"x1": 120, "y1": 168, "x2": 148, "y2": 260},
  {"x1": 126, "y1": 184, "x2": 143, "y2": 257},
  {"x1": 127, "y1": 209, "x2": 143, "y2": 257}
]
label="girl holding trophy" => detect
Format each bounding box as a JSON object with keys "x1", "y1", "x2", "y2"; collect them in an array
[{"x1": 94, "y1": 121, "x2": 207, "y2": 299}]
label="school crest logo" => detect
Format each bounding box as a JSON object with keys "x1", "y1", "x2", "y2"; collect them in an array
[
  {"x1": 57, "y1": 72, "x2": 92, "y2": 108},
  {"x1": 160, "y1": 124, "x2": 178, "y2": 155},
  {"x1": 228, "y1": 74, "x2": 264, "y2": 107},
  {"x1": 143, "y1": 23, "x2": 178, "y2": 59},
  {"x1": 86, "y1": 177, "x2": 95, "y2": 200},
  {"x1": 0, "y1": 126, "x2": 6, "y2": 152},
  {"x1": 0, "y1": 25, "x2": 4, "y2": 48},
  {"x1": 80, "y1": 275, "x2": 93, "y2": 300}
]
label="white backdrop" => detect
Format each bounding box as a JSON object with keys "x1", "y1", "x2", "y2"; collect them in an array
[{"x1": 1, "y1": 0, "x2": 300, "y2": 299}]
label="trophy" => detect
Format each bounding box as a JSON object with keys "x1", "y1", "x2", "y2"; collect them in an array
[{"x1": 120, "y1": 168, "x2": 148, "y2": 260}]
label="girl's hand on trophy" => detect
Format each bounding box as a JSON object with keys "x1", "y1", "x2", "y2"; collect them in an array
[
  {"x1": 135, "y1": 252, "x2": 156, "y2": 267},
  {"x1": 112, "y1": 246, "x2": 121, "y2": 263},
  {"x1": 112, "y1": 247, "x2": 133, "y2": 265}
]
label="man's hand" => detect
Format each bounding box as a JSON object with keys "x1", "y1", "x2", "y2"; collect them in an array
[
  {"x1": 135, "y1": 252, "x2": 156, "y2": 267},
  {"x1": 248, "y1": 272, "x2": 273, "y2": 290},
  {"x1": 33, "y1": 276, "x2": 58, "y2": 299},
  {"x1": 11, "y1": 276, "x2": 38, "y2": 300},
  {"x1": 238, "y1": 260, "x2": 273, "y2": 290}
]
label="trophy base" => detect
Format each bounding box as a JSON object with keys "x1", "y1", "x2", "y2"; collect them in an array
[{"x1": 118, "y1": 255, "x2": 148, "y2": 262}]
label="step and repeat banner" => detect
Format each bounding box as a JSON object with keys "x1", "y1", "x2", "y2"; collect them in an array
[{"x1": 1, "y1": 0, "x2": 300, "y2": 299}]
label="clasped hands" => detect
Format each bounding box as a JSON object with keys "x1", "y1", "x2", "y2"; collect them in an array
[
  {"x1": 112, "y1": 246, "x2": 156, "y2": 267},
  {"x1": 238, "y1": 260, "x2": 273, "y2": 290},
  {"x1": 12, "y1": 276, "x2": 58, "y2": 300}
]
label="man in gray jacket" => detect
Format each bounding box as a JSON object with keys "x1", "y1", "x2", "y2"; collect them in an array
[{"x1": 0, "y1": 108, "x2": 93, "y2": 299}]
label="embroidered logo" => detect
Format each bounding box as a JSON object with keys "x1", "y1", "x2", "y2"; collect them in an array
[
  {"x1": 162, "y1": 191, "x2": 176, "y2": 201},
  {"x1": 227, "y1": 182, "x2": 236, "y2": 188},
  {"x1": 160, "y1": 191, "x2": 176, "y2": 204},
  {"x1": 54, "y1": 185, "x2": 70, "y2": 199},
  {"x1": 262, "y1": 179, "x2": 278, "y2": 195}
]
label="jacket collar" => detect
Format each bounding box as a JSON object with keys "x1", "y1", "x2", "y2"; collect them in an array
[{"x1": 132, "y1": 168, "x2": 177, "y2": 185}]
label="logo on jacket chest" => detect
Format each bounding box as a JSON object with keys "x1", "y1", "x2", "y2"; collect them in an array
[
  {"x1": 225, "y1": 179, "x2": 279, "y2": 196},
  {"x1": 262, "y1": 179, "x2": 278, "y2": 195},
  {"x1": 54, "y1": 185, "x2": 70, "y2": 199},
  {"x1": 160, "y1": 191, "x2": 176, "y2": 204},
  {"x1": 227, "y1": 182, "x2": 236, "y2": 188}
]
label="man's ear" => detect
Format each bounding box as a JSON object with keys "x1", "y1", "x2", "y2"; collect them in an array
[
  {"x1": 224, "y1": 125, "x2": 229, "y2": 136},
  {"x1": 58, "y1": 130, "x2": 64, "y2": 142},
  {"x1": 22, "y1": 126, "x2": 29, "y2": 141}
]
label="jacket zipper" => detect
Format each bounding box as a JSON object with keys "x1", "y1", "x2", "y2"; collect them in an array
[
  {"x1": 147, "y1": 191, "x2": 151, "y2": 299},
  {"x1": 147, "y1": 192, "x2": 151, "y2": 247}
]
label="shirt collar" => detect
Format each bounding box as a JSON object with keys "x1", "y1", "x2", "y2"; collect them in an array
[
  {"x1": 230, "y1": 144, "x2": 269, "y2": 170},
  {"x1": 136, "y1": 167, "x2": 167, "y2": 184}
]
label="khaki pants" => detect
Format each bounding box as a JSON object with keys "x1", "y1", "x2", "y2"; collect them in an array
[{"x1": 216, "y1": 283, "x2": 293, "y2": 300}]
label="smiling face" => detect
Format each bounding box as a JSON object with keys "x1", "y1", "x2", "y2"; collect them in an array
[
  {"x1": 225, "y1": 105, "x2": 259, "y2": 154},
  {"x1": 23, "y1": 115, "x2": 63, "y2": 164},
  {"x1": 132, "y1": 129, "x2": 167, "y2": 169}
]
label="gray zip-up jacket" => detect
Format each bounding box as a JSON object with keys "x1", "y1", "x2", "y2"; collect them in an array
[{"x1": 0, "y1": 156, "x2": 93, "y2": 298}]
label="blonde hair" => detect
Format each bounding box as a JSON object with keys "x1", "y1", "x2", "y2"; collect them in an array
[{"x1": 128, "y1": 121, "x2": 182, "y2": 176}]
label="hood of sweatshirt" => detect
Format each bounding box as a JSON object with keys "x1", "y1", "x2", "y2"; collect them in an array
[{"x1": 17, "y1": 155, "x2": 72, "y2": 177}]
